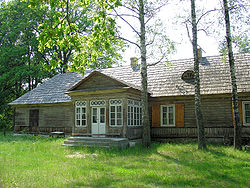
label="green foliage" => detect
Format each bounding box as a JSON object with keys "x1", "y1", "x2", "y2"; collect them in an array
[
  {"x1": 27, "y1": 0, "x2": 124, "y2": 73},
  {"x1": 219, "y1": 34, "x2": 250, "y2": 56},
  {"x1": 0, "y1": 0, "x2": 55, "y2": 131},
  {"x1": 0, "y1": 135, "x2": 249, "y2": 187}
]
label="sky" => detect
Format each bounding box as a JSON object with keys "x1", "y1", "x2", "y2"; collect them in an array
[{"x1": 117, "y1": 0, "x2": 224, "y2": 64}]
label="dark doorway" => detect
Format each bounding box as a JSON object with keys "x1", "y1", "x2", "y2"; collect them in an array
[{"x1": 29, "y1": 109, "x2": 39, "y2": 127}]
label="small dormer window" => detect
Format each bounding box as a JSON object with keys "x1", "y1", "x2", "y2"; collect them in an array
[{"x1": 181, "y1": 70, "x2": 194, "y2": 80}]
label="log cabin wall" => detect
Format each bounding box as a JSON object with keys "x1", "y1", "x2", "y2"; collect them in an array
[
  {"x1": 14, "y1": 103, "x2": 73, "y2": 134},
  {"x1": 150, "y1": 93, "x2": 250, "y2": 144}
]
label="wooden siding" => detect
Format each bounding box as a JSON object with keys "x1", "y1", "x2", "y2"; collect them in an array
[
  {"x1": 150, "y1": 93, "x2": 250, "y2": 142},
  {"x1": 14, "y1": 104, "x2": 74, "y2": 133},
  {"x1": 150, "y1": 94, "x2": 236, "y2": 128},
  {"x1": 74, "y1": 73, "x2": 126, "y2": 91}
]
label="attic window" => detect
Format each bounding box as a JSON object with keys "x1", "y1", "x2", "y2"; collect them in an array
[{"x1": 181, "y1": 70, "x2": 194, "y2": 80}]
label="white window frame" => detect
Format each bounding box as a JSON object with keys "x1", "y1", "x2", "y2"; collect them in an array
[
  {"x1": 127, "y1": 99, "x2": 142, "y2": 127},
  {"x1": 161, "y1": 105, "x2": 175, "y2": 127},
  {"x1": 109, "y1": 99, "x2": 123, "y2": 127},
  {"x1": 75, "y1": 101, "x2": 87, "y2": 127},
  {"x1": 242, "y1": 101, "x2": 250, "y2": 126}
]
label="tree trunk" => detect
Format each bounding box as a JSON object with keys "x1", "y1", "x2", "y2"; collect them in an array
[
  {"x1": 223, "y1": 0, "x2": 242, "y2": 150},
  {"x1": 191, "y1": 0, "x2": 206, "y2": 150},
  {"x1": 139, "y1": 0, "x2": 151, "y2": 147}
]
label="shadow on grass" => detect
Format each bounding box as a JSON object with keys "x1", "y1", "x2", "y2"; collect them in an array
[
  {"x1": 60, "y1": 176, "x2": 121, "y2": 188},
  {"x1": 0, "y1": 131, "x2": 65, "y2": 143},
  {"x1": 156, "y1": 150, "x2": 241, "y2": 186}
]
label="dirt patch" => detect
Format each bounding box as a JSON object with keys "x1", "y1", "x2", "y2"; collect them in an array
[{"x1": 66, "y1": 152, "x2": 98, "y2": 159}]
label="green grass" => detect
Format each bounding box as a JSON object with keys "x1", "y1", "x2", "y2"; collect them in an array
[{"x1": 0, "y1": 133, "x2": 249, "y2": 188}]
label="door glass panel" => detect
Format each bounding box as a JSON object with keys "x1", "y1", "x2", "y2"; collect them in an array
[
  {"x1": 92, "y1": 108, "x2": 97, "y2": 123},
  {"x1": 100, "y1": 108, "x2": 105, "y2": 123}
]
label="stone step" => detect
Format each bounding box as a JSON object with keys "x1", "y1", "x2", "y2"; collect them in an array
[
  {"x1": 62, "y1": 143, "x2": 110, "y2": 148},
  {"x1": 63, "y1": 136, "x2": 129, "y2": 149},
  {"x1": 64, "y1": 140, "x2": 113, "y2": 146},
  {"x1": 67, "y1": 136, "x2": 128, "y2": 142}
]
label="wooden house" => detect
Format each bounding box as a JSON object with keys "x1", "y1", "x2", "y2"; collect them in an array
[{"x1": 9, "y1": 53, "x2": 250, "y2": 143}]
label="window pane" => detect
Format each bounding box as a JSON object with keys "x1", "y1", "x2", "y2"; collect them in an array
[
  {"x1": 93, "y1": 108, "x2": 97, "y2": 116},
  {"x1": 163, "y1": 118, "x2": 168, "y2": 125},
  {"x1": 117, "y1": 106, "x2": 122, "y2": 112},
  {"x1": 82, "y1": 107, "x2": 86, "y2": 113},
  {"x1": 169, "y1": 113, "x2": 174, "y2": 125},
  {"x1": 93, "y1": 116, "x2": 97, "y2": 123},
  {"x1": 100, "y1": 115, "x2": 105, "y2": 123},
  {"x1": 111, "y1": 112, "x2": 115, "y2": 118},
  {"x1": 82, "y1": 114, "x2": 86, "y2": 120},
  {"x1": 246, "y1": 117, "x2": 250, "y2": 123},
  {"x1": 163, "y1": 112, "x2": 167, "y2": 119},
  {"x1": 76, "y1": 108, "x2": 80, "y2": 113},
  {"x1": 111, "y1": 106, "x2": 115, "y2": 112},
  {"x1": 82, "y1": 120, "x2": 86, "y2": 126},
  {"x1": 117, "y1": 112, "x2": 121, "y2": 118},
  {"x1": 111, "y1": 119, "x2": 115, "y2": 125},
  {"x1": 246, "y1": 110, "x2": 250, "y2": 117},
  {"x1": 163, "y1": 107, "x2": 167, "y2": 113},
  {"x1": 117, "y1": 119, "x2": 122, "y2": 125},
  {"x1": 245, "y1": 104, "x2": 250, "y2": 110},
  {"x1": 100, "y1": 108, "x2": 105, "y2": 115},
  {"x1": 77, "y1": 120, "x2": 80, "y2": 126},
  {"x1": 169, "y1": 106, "x2": 173, "y2": 113}
]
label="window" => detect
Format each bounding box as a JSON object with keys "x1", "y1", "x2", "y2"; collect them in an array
[
  {"x1": 243, "y1": 101, "x2": 250, "y2": 126},
  {"x1": 127, "y1": 99, "x2": 142, "y2": 126},
  {"x1": 109, "y1": 99, "x2": 123, "y2": 127},
  {"x1": 161, "y1": 105, "x2": 175, "y2": 126},
  {"x1": 75, "y1": 101, "x2": 87, "y2": 127}
]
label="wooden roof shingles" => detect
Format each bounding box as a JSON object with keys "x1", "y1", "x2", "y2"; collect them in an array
[
  {"x1": 9, "y1": 72, "x2": 84, "y2": 105},
  {"x1": 9, "y1": 53, "x2": 250, "y2": 105}
]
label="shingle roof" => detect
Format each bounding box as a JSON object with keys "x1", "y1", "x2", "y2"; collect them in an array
[
  {"x1": 9, "y1": 73, "x2": 84, "y2": 105},
  {"x1": 9, "y1": 53, "x2": 250, "y2": 105}
]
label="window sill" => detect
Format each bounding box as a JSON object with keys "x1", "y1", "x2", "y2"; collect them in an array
[
  {"x1": 160, "y1": 125, "x2": 176, "y2": 127},
  {"x1": 128, "y1": 125, "x2": 143, "y2": 127},
  {"x1": 109, "y1": 125, "x2": 123, "y2": 127}
]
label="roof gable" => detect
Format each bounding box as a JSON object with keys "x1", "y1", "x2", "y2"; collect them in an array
[{"x1": 68, "y1": 71, "x2": 142, "y2": 92}]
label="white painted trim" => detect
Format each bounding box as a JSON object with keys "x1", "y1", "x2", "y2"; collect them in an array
[
  {"x1": 75, "y1": 101, "x2": 87, "y2": 127},
  {"x1": 242, "y1": 101, "x2": 250, "y2": 126},
  {"x1": 127, "y1": 99, "x2": 143, "y2": 127},
  {"x1": 90, "y1": 100, "x2": 106, "y2": 107},
  {"x1": 160, "y1": 105, "x2": 175, "y2": 127},
  {"x1": 91, "y1": 107, "x2": 106, "y2": 134},
  {"x1": 109, "y1": 99, "x2": 123, "y2": 127}
]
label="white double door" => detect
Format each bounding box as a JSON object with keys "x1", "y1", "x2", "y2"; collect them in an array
[{"x1": 91, "y1": 107, "x2": 106, "y2": 135}]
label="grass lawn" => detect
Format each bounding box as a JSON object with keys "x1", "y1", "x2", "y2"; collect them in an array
[{"x1": 0, "y1": 133, "x2": 249, "y2": 188}]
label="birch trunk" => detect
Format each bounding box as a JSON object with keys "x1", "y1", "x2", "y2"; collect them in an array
[
  {"x1": 191, "y1": 0, "x2": 206, "y2": 150},
  {"x1": 223, "y1": 0, "x2": 242, "y2": 150},
  {"x1": 139, "y1": 0, "x2": 151, "y2": 147}
]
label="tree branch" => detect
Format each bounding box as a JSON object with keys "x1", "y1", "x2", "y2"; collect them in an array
[
  {"x1": 113, "y1": 9, "x2": 140, "y2": 36},
  {"x1": 118, "y1": 36, "x2": 141, "y2": 49},
  {"x1": 147, "y1": 51, "x2": 168, "y2": 67},
  {"x1": 196, "y1": 9, "x2": 218, "y2": 25},
  {"x1": 123, "y1": 4, "x2": 139, "y2": 14}
]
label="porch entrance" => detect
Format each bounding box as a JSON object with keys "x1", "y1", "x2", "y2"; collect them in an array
[{"x1": 91, "y1": 107, "x2": 106, "y2": 135}]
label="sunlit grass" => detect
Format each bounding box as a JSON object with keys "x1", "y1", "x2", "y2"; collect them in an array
[{"x1": 0, "y1": 132, "x2": 249, "y2": 187}]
